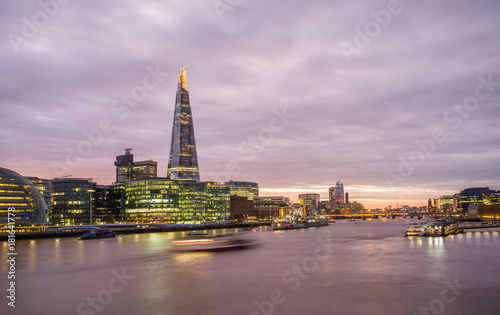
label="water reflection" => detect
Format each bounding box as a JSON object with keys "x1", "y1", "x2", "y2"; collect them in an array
[{"x1": 8, "y1": 221, "x2": 500, "y2": 315}]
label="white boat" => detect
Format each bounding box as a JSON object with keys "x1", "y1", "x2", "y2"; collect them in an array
[
  {"x1": 404, "y1": 223, "x2": 426, "y2": 236},
  {"x1": 272, "y1": 216, "x2": 329, "y2": 230},
  {"x1": 171, "y1": 235, "x2": 258, "y2": 252}
]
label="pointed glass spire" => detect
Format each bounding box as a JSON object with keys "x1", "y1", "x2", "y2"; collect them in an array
[{"x1": 167, "y1": 67, "x2": 200, "y2": 181}]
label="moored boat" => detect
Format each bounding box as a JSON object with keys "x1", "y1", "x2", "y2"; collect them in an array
[
  {"x1": 404, "y1": 223, "x2": 426, "y2": 236},
  {"x1": 272, "y1": 216, "x2": 329, "y2": 230},
  {"x1": 187, "y1": 231, "x2": 207, "y2": 236},
  {"x1": 79, "y1": 229, "x2": 116, "y2": 240},
  {"x1": 423, "y1": 220, "x2": 461, "y2": 237}
]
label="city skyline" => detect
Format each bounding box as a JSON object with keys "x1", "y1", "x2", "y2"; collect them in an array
[{"x1": 1, "y1": 1, "x2": 499, "y2": 208}]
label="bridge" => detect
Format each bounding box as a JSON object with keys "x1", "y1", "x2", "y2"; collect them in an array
[{"x1": 325, "y1": 212, "x2": 459, "y2": 219}]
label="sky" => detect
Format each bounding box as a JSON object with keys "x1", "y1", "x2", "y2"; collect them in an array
[{"x1": 1, "y1": 0, "x2": 499, "y2": 208}]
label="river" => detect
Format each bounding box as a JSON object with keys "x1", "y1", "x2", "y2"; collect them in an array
[{"x1": 1, "y1": 218, "x2": 500, "y2": 315}]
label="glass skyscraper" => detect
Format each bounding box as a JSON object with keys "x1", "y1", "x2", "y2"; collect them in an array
[
  {"x1": 167, "y1": 67, "x2": 200, "y2": 181},
  {"x1": 329, "y1": 181, "x2": 345, "y2": 203}
]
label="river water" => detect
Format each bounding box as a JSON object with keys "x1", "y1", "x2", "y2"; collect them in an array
[{"x1": 2, "y1": 218, "x2": 500, "y2": 315}]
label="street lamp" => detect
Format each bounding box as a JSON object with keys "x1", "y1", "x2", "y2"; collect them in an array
[{"x1": 88, "y1": 189, "x2": 95, "y2": 225}]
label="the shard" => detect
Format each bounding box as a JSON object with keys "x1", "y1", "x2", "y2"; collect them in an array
[{"x1": 167, "y1": 67, "x2": 200, "y2": 181}]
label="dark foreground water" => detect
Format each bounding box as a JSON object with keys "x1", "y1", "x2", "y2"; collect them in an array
[{"x1": 2, "y1": 218, "x2": 500, "y2": 315}]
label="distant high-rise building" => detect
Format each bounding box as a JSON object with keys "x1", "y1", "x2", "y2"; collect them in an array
[
  {"x1": 132, "y1": 160, "x2": 158, "y2": 180},
  {"x1": 329, "y1": 181, "x2": 345, "y2": 203},
  {"x1": 167, "y1": 67, "x2": 200, "y2": 181},
  {"x1": 114, "y1": 149, "x2": 158, "y2": 183},
  {"x1": 114, "y1": 148, "x2": 134, "y2": 183},
  {"x1": 225, "y1": 181, "x2": 259, "y2": 200}
]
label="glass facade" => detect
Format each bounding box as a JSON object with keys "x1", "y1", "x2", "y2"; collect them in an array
[
  {"x1": 93, "y1": 185, "x2": 124, "y2": 223},
  {"x1": 0, "y1": 168, "x2": 47, "y2": 224},
  {"x1": 167, "y1": 67, "x2": 200, "y2": 181},
  {"x1": 125, "y1": 179, "x2": 180, "y2": 223},
  {"x1": 489, "y1": 190, "x2": 500, "y2": 204},
  {"x1": 458, "y1": 187, "x2": 491, "y2": 214},
  {"x1": 329, "y1": 181, "x2": 345, "y2": 203},
  {"x1": 225, "y1": 181, "x2": 259, "y2": 200},
  {"x1": 51, "y1": 178, "x2": 95, "y2": 225},
  {"x1": 206, "y1": 183, "x2": 231, "y2": 221},
  {"x1": 26, "y1": 176, "x2": 52, "y2": 221},
  {"x1": 125, "y1": 179, "x2": 230, "y2": 223}
]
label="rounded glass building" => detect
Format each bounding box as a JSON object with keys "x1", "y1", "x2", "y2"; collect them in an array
[{"x1": 0, "y1": 167, "x2": 47, "y2": 224}]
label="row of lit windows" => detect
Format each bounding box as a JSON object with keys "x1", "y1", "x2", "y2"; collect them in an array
[
  {"x1": 125, "y1": 208, "x2": 179, "y2": 213},
  {"x1": 0, "y1": 203, "x2": 29, "y2": 206},
  {"x1": 0, "y1": 183, "x2": 19, "y2": 187},
  {"x1": 0, "y1": 210, "x2": 33, "y2": 213},
  {"x1": 68, "y1": 201, "x2": 86, "y2": 205},
  {"x1": 0, "y1": 196, "x2": 25, "y2": 199}
]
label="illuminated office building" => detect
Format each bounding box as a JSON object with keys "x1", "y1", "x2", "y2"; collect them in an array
[
  {"x1": 436, "y1": 195, "x2": 454, "y2": 212},
  {"x1": 225, "y1": 181, "x2": 259, "y2": 200},
  {"x1": 93, "y1": 185, "x2": 124, "y2": 223},
  {"x1": 0, "y1": 167, "x2": 47, "y2": 224},
  {"x1": 167, "y1": 67, "x2": 200, "y2": 181},
  {"x1": 26, "y1": 176, "x2": 52, "y2": 221},
  {"x1": 51, "y1": 178, "x2": 96, "y2": 225},
  {"x1": 487, "y1": 189, "x2": 500, "y2": 204},
  {"x1": 458, "y1": 187, "x2": 499, "y2": 214},
  {"x1": 132, "y1": 160, "x2": 158, "y2": 180},
  {"x1": 125, "y1": 178, "x2": 229, "y2": 223},
  {"x1": 206, "y1": 182, "x2": 231, "y2": 221}
]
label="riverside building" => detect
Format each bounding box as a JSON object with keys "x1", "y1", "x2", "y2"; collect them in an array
[
  {"x1": 124, "y1": 178, "x2": 230, "y2": 223},
  {"x1": 0, "y1": 167, "x2": 47, "y2": 224}
]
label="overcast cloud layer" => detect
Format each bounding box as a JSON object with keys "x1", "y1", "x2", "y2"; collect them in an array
[{"x1": 1, "y1": 0, "x2": 499, "y2": 208}]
